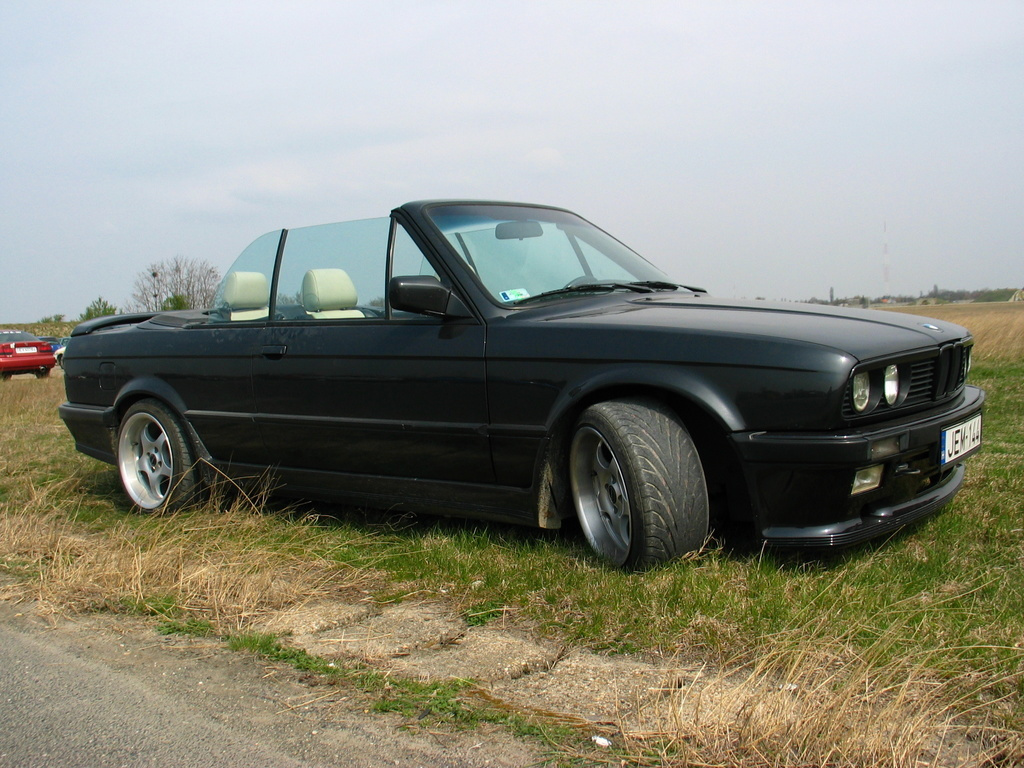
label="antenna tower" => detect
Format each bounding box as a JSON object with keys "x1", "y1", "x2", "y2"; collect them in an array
[{"x1": 882, "y1": 220, "x2": 891, "y2": 299}]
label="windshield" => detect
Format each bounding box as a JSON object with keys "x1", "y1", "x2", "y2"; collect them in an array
[{"x1": 425, "y1": 204, "x2": 673, "y2": 305}]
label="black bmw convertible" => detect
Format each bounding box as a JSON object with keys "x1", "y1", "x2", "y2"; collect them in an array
[{"x1": 59, "y1": 201, "x2": 984, "y2": 568}]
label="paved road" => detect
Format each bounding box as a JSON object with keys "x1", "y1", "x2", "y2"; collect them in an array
[{"x1": 0, "y1": 603, "x2": 537, "y2": 767}]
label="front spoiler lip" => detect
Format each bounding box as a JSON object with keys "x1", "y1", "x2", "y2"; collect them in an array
[{"x1": 760, "y1": 463, "x2": 964, "y2": 548}]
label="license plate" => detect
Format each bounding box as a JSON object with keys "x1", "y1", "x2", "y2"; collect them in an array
[
  {"x1": 941, "y1": 413, "x2": 982, "y2": 464},
  {"x1": 15, "y1": 347, "x2": 37, "y2": 354}
]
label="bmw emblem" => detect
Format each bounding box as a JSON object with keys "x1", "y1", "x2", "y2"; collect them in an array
[{"x1": 921, "y1": 323, "x2": 941, "y2": 331}]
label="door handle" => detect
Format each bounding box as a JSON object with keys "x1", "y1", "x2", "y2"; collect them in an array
[{"x1": 261, "y1": 345, "x2": 287, "y2": 360}]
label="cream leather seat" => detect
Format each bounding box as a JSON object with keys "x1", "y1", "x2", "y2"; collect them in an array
[
  {"x1": 301, "y1": 269, "x2": 363, "y2": 319},
  {"x1": 221, "y1": 271, "x2": 270, "y2": 321}
]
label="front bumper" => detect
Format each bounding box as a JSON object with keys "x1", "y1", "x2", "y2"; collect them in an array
[{"x1": 730, "y1": 386, "x2": 984, "y2": 548}]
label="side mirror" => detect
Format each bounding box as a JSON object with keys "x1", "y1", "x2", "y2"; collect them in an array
[{"x1": 389, "y1": 276, "x2": 471, "y2": 318}]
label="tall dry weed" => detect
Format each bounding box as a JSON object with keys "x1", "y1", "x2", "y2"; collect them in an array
[
  {"x1": 1, "y1": 378, "x2": 372, "y2": 629},
  {"x1": 627, "y1": 609, "x2": 1024, "y2": 768},
  {"x1": 1, "y1": 486, "x2": 372, "y2": 633}
]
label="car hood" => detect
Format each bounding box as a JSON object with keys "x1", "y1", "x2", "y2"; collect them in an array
[{"x1": 539, "y1": 294, "x2": 970, "y2": 363}]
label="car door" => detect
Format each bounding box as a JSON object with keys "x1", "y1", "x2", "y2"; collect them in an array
[
  {"x1": 250, "y1": 217, "x2": 493, "y2": 483},
  {"x1": 162, "y1": 322, "x2": 267, "y2": 465},
  {"x1": 121, "y1": 230, "x2": 284, "y2": 467}
]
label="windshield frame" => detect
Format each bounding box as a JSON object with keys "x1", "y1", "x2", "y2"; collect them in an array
[{"x1": 420, "y1": 203, "x2": 674, "y2": 308}]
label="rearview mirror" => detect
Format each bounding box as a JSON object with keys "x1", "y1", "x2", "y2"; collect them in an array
[{"x1": 494, "y1": 220, "x2": 543, "y2": 240}]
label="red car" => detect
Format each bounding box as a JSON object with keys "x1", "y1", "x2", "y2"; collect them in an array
[{"x1": 0, "y1": 330, "x2": 56, "y2": 380}]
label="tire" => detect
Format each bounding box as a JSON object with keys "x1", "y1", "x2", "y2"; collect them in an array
[
  {"x1": 569, "y1": 397, "x2": 708, "y2": 568},
  {"x1": 117, "y1": 399, "x2": 201, "y2": 511}
]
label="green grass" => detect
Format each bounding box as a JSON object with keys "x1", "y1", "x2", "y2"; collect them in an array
[
  {"x1": 157, "y1": 617, "x2": 215, "y2": 636},
  {"x1": 317, "y1": 364, "x2": 1022, "y2": 661},
  {"x1": 7, "y1": 366, "x2": 1024, "y2": 667}
]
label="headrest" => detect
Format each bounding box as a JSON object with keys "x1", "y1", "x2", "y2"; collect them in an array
[
  {"x1": 222, "y1": 271, "x2": 270, "y2": 310},
  {"x1": 302, "y1": 269, "x2": 358, "y2": 312}
]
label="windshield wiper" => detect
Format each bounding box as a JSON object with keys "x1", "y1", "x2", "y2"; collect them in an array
[
  {"x1": 631, "y1": 280, "x2": 708, "y2": 293},
  {"x1": 628, "y1": 281, "x2": 681, "y2": 291},
  {"x1": 513, "y1": 282, "x2": 654, "y2": 305},
  {"x1": 513, "y1": 280, "x2": 689, "y2": 305}
]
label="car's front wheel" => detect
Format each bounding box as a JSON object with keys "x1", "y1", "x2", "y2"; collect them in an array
[
  {"x1": 117, "y1": 399, "x2": 200, "y2": 511},
  {"x1": 569, "y1": 397, "x2": 708, "y2": 568}
]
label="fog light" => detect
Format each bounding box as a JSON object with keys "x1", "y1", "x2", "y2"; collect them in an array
[{"x1": 851, "y1": 465, "x2": 884, "y2": 495}]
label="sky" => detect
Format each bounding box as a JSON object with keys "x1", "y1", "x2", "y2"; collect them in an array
[{"x1": 1, "y1": 1, "x2": 1021, "y2": 322}]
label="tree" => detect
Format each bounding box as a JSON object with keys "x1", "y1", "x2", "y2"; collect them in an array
[
  {"x1": 38, "y1": 313, "x2": 66, "y2": 323},
  {"x1": 80, "y1": 297, "x2": 119, "y2": 321},
  {"x1": 161, "y1": 294, "x2": 191, "y2": 311},
  {"x1": 126, "y1": 255, "x2": 220, "y2": 312}
]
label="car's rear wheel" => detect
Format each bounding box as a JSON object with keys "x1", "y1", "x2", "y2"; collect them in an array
[
  {"x1": 569, "y1": 397, "x2": 708, "y2": 568},
  {"x1": 117, "y1": 399, "x2": 200, "y2": 511}
]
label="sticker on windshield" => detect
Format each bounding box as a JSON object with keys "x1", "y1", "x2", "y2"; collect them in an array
[{"x1": 499, "y1": 288, "x2": 530, "y2": 302}]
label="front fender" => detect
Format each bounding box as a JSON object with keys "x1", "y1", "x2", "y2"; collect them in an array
[{"x1": 546, "y1": 363, "x2": 747, "y2": 434}]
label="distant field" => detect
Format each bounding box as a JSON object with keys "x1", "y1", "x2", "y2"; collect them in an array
[{"x1": 882, "y1": 301, "x2": 1024, "y2": 361}]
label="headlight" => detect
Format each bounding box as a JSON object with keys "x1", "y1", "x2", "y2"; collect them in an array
[
  {"x1": 852, "y1": 371, "x2": 871, "y2": 412},
  {"x1": 883, "y1": 364, "x2": 899, "y2": 405}
]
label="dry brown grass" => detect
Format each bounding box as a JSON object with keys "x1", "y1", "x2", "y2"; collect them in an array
[
  {"x1": 636, "y1": 620, "x2": 1023, "y2": 767},
  {"x1": 1, "y1": 376, "x2": 371, "y2": 634},
  {"x1": 1, "y1": 500, "x2": 374, "y2": 633},
  {"x1": 882, "y1": 302, "x2": 1024, "y2": 362}
]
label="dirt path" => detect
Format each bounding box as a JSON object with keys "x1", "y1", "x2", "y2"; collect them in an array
[
  {"x1": 0, "y1": 600, "x2": 544, "y2": 767},
  {"x1": 0, "y1": 561, "x2": 1000, "y2": 768},
  {"x1": 254, "y1": 596, "x2": 697, "y2": 737},
  {"x1": 0, "y1": 558, "x2": 712, "y2": 767}
]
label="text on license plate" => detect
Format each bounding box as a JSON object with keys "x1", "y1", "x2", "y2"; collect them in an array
[
  {"x1": 15, "y1": 347, "x2": 36, "y2": 354},
  {"x1": 941, "y1": 413, "x2": 982, "y2": 465}
]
